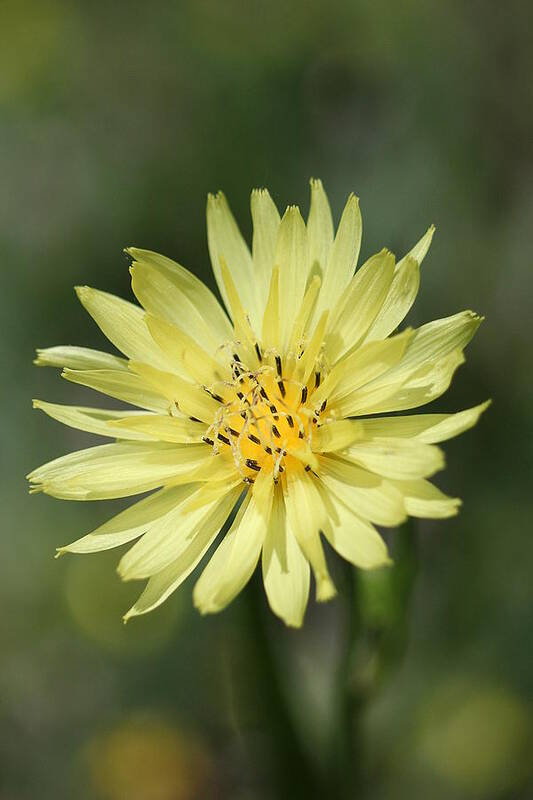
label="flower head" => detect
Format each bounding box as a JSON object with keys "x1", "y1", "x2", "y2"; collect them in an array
[{"x1": 29, "y1": 180, "x2": 487, "y2": 626}]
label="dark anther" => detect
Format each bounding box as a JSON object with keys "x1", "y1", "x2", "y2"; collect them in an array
[
  {"x1": 265, "y1": 446, "x2": 273, "y2": 455},
  {"x1": 298, "y1": 430, "x2": 304, "y2": 439},
  {"x1": 304, "y1": 464, "x2": 311, "y2": 472},
  {"x1": 243, "y1": 476, "x2": 255, "y2": 484},
  {"x1": 260, "y1": 387, "x2": 269, "y2": 401},
  {"x1": 241, "y1": 411, "x2": 248, "y2": 419},
  {"x1": 189, "y1": 416, "x2": 202, "y2": 423},
  {"x1": 254, "y1": 343, "x2": 262, "y2": 361},
  {"x1": 315, "y1": 372, "x2": 321, "y2": 388},
  {"x1": 277, "y1": 380, "x2": 286, "y2": 397},
  {"x1": 287, "y1": 415, "x2": 294, "y2": 428},
  {"x1": 233, "y1": 353, "x2": 241, "y2": 364},
  {"x1": 204, "y1": 387, "x2": 224, "y2": 403},
  {"x1": 228, "y1": 427, "x2": 240, "y2": 437},
  {"x1": 278, "y1": 465, "x2": 285, "y2": 473},
  {"x1": 202, "y1": 436, "x2": 215, "y2": 445},
  {"x1": 272, "y1": 425, "x2": 281, "y2": 438},
  {"x1": 320, "y1": 399, "x2": 327, "y2": 413},
  {"x1": 269, "y1": 403, "x2": 278, "y2": 415},
  {"x1": 248, "y1": 433, "x2": 261, "y2": 444},
  {"x1": 236, "y1": 391, "x2": 244, "y2": 400},
  {"x1": 217, "y1": 433, "x2": 231, "y2": 445},
  {"x1": 245, "y1": 458, "x2": 261, "y2": 471},
  {"x1": 301, "y1": 386, "x2": 308, "y2": 404},
  {"x1": 275, "y1": 355, "x2": 282, "y2": 377}
]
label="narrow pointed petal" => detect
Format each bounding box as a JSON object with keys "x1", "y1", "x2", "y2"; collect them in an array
[
  {"x1": 118, "y1": 480, "x2": 239, "y2": 580},
  {"x1": 360, "y1": 401, "x2": 491, "y2": 443},
  {"x1": 307, "y1": 178, "x2": 334, "y2": 280},
  {"x1": 32, "y1": 400, "x2": 154, "y2": 440},
  {"x1": 391, "y1": 478, "x2": 461, "y2": 518},
  {"x1": 75, "y1": 286, "x2": 173, "y2": 373},
  {"x1": 34, "y1": 345, "x2": 128, "y2": 371},
  {"x1": 194, "y1": 468, "x2": 274, "y2": 613},
  {"x1": 313, "y1": 329, "x2": 413, "y2": 413},
  {"x1": 319, "y1": 455, "x2": 407, "y2": 526},
  {"x1": 110, "y1": 414, "x2": 206, "y2": 444},
  {"x1": 313, "y1": 193, "x2": 362, "y2": 324},
  {"x1": 283, "y1": 465, "x2": 336, "y2": 601},
  {"x1": 62, "y1": 368, "x2": 168, "y2": 413},
  {"x1": 251, "y1": 188, "x2": 280, "y2": 310},
  {"x1": 344, "y1": 438, "x2": 445, "y2": 480},
  {"x1": 128, "y1": 247, "x2": 232, "y2": 348},
  {"x1": 28, "y1": 441, "x2": 211, "y2": 500},
  {"x1": 262, "y1": 487, "x2": 310, "y2": 627},
  {"x1": 261, "y1": 266, "x2": 280, "y2": 353},
  {"x1": 364, "y1": 256, "x2": 420, "y2": 342},
  {"x1": 146, "y1": 314, "x2": 229, "y2": 385},
  {"x1": 326, "y1": 249, "x2": 395, "y2": 361},
  {"x1": 207, "y1": 191, "x2": 261, "y2": 332},
  {"x1": 58, "y1": 485, "x2": 196, "y2": 554},
  {"x1": 124, "y1": 487, "x2": 241, "y2": 620},
  {"x1": 129, "y1": 362, "x2": 221, "y2": 422},
  {"x1": 318, "y1": 485, "x2": 391, "y2": 569},
  {"x1": 275, "y1": 206, "x2": 309, "y2": 351},
  {"x1": 313, "y1": 419, "x2": 364, "y2": 453}
]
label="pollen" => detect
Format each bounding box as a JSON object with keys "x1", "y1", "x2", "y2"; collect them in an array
[{"x1": 202, "y1": 350, "x2": 325, "y2": 483}]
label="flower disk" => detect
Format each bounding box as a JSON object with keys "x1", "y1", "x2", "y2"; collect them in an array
[{"x1": 29, "y1": 180, "x2": 488, "y2": 627}]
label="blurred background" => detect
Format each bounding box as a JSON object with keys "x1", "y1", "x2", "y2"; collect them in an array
[{"x1": 2, "y1": 1, "x2": 532, "y2": 798}]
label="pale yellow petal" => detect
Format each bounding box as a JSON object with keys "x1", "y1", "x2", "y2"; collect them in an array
[
  {"x1": 318, "y1": 485, "x2": 391, "y2": 569},
  {"x1": 360, "y1": 401, "x2": 491, "y2": 443},
  {"x1": 128, "y1": 247, "x2": 232, "y2": 349},
  {"x1": 58, "y1": 485, "x2": 196, "y2": 554},
  {"x1": 275, "y1": 206, "x2": 309, "y2": 351},
  {"x1": 261, "y1": 266, "x2": 280, "y2": 353},
  {"x1": 251, "y1": 188, "x2": 280, "y2": 309},
  {"x1": 344, "y1": 437, "x2": 445, "y2": 480},
  {"x1": 118, "y1": 480, "x2": 239, "y2": 580},
  {"x1": 363, "y1": 348, "x2": 466, "y2": 414},
  {"x1": 32, "y1": 400, "x2": 154, "y2": 440},
  {"x1": 28, "y1": 441, "x2": 211, "y2": 501},
  {"x1": 326, "y1": 249, "x2": 395, "y2": 362},
  {"x1": 313, "y1": 329, "x2": 413, "y2": 412},
  {"x1": 34, "y1": 345, "x2": 128, "y2": 371},
  {"x1": 218, "y1": 257, "x2": 260, "y2": 367},
  {"x1": 194, "y1": 468, "x2": 274, "y2": 613},
  {"x1": 318, "y1": 455, "x2": 407, "y2": 526},
  {"x1": 262, "y1": 487, "x2": 310, "y2": 627},
  {"x1": 390, "y1": 311, "x2": 482, "y2": 378},
  {"x1": 307, "y1": 178, "x2": 334, "y2": 280},
  {"x1": 145, "y1": 314, "x2": 229, "y2": 385},
  {"x1": 364, "y1": 256, "x2": 420, "y2": 342},
  {"x1": 129, "y1": 362, "x2": 220, "y2": 422},
  {"x1": 391, "y1": 478, "x2": 461, "y2": 518},
  {"x1": 363, "y1": 226, "x2": 433, "y2": 343},
  {"x1": 397, "y1": 224, "x2": 435, "y2": 270},
  {"x1": 75, "y1": 286, "x2": 174, "y2": 372},
  {"x1": 110, "y1": 414, "x2": 206, "y2": 444},
  {"x1": 124, "y1": 486, "x2": 241, "y2": 620},
  {"x1": 62, "y1": 368, "x2": 168, "y2": 413},
  {"x1": 283, "y1": 465, "x2": 336, "y2": 601},
  {"x1": 312, "y1": 419, "x2": 364, "y2": 453},
  {"x1": 313, "y1": 193, "x2": 361, "y2": 323},
  {"x1": 207, "y1": 191, "x2": 261, "y2": 332}
]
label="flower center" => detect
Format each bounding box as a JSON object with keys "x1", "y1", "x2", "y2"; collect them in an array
[{"x1": 202, "y1": 350, "x2": 327, "y2": 483}]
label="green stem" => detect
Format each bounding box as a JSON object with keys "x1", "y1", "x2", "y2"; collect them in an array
[{"x1": 242, "y1": 572, "x2": 324, "y2": 800}]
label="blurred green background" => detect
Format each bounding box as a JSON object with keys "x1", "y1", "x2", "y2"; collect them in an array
[{"x1": 2, "y1": 1, "x2": 532, "y2": 798}]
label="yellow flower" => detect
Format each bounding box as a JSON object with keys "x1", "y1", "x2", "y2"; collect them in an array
[{"x1": 29, "y1": 180, "x2": 488, "y2": 627}]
